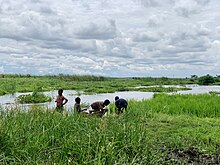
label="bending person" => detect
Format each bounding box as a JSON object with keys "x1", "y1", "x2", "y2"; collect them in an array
[
  {"x1": 115, "y1": 96, "x2": 128, "y2": 114},
  {"x1": 90, "y1": 99, "x2": 110, "y2": 116}
]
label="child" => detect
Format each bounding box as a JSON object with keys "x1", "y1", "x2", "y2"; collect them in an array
[
  {"x1": 55, "y1": 89, "x2": 68, "y2": 113},
  {"x1": 74, "y1": 97, "x2": 81, "y2": 113},
  {"x1": 115, "y1": 96, "x2": 128, "y2": 114},
  {"x1": 90, "y1": 99, "x2": 110, "y2": 112},
  {"x1": 88, "y1": 99, "x2": 110, "y2": 117}
]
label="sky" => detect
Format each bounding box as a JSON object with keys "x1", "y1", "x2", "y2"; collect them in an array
[{"x1": 0, "y1": 0, "x2": 220, "y2": 78}]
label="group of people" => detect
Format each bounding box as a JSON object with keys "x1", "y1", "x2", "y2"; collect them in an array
[{"x1": 55, "y1": 89, "x2": 128, "y2": 115}]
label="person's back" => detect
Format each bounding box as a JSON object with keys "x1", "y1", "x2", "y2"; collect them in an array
[
  {"x1": 115, "y1": 96, "x2": 128, "y2": 114},
  {"x1": 90, "y1": 99, "x2": 110, "y2": 115},
  {"x1": 91, "y1": 101, "x2": 105, "y2": 112}
]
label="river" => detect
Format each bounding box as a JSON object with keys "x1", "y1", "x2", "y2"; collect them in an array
[{"x1": 1, "y1": 85, "x2": 220, "y2": 111}]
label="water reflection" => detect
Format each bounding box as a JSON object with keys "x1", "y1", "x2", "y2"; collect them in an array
[{"x1": 0, "y1": 85, "x2": 220, "y2": 110}]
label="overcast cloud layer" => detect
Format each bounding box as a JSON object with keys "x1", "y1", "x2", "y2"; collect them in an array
[{"x1": 0, "y1": 0, "x2": 220, "y2": 77}]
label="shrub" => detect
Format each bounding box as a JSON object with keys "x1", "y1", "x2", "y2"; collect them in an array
[{"x1": 198, "y1": 75, "x2": 215, "y2": 85}]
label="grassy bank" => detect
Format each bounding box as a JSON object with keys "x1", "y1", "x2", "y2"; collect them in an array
[{"x1": 0, "y1": 94, "x2": 220, "y2": 164}]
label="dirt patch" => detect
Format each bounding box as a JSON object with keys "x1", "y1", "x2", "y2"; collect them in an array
[{"x1": 164, "y1": 147, "x2": 220, "y2": 164}]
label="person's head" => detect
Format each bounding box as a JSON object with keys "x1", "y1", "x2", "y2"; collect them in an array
[
  {"x1": 115, "y1": 96, "x2": 119, "y2": 101},
  {"x1": 75, "y1": 97, "x2": 81, "y2": 104},
  {"x1": 103, "y1": 99, "x2": 110, "y2": 106},
  {"x1": 58, "y1": 89, "x2": 63, "y2": 96}
]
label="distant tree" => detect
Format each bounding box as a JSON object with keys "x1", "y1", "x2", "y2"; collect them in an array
[
  {"x1": 191, "y1": 75, "x2": 198, "y2": 79},
  {"x1": 198, "y1": 74, "x2": 215, "y2": 85},
  {"x1": 214, "y1": 75, "x2": 220, "y2": 83}
]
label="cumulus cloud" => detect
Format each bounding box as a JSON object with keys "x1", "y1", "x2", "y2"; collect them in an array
[
  {"x1": 174, "y1": 0, "x2": 201, "y2": 17},
  {"x1": 75, "y1": 19, "x2": 119, "y2": 40},
  {"x1": 0, "y1": 0, "x2": 219, "y2": 77},
  {"x1": 146, "y1": 14, "x2": 167, "y2": 28},
  {"x1": 132, "y1": 31, "x2": 160, "y2": 42}
]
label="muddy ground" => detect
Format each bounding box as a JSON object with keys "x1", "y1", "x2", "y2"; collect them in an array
[{"x1": 164, "y1": 146, "x2": 220, "y2": 164}]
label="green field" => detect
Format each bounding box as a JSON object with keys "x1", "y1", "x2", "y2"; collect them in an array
[
  {"x1": 0, "y1": 93, "x2": 220, "y2": 164},
  {"x1": 0, "y1": 74, "x2": 198, "y2": 96}
]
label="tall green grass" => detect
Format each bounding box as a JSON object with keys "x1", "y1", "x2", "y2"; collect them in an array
[
  {"x1": 0, "y1": 108, "x2": 161, "y2": 164},
  {"x1": 1, "y1": 94, "x2": 220, "y2": 164},
  {"x1": 140, "y1": 93, "x2": 220, "y2": 118}
]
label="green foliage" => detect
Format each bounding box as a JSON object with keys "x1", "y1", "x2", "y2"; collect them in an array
[
  {"x1": 0, "y1": 109, "x2": 160, "y2": 164},
  {"x1": 198, "y1": 74, "x2": 215, "y2": 85},
  {"x1": 0, "y1": 81, "x2": 16, "y2": 95},
  {"x1": 54, "y1": 74, "x2": 106, "y2": 81},
  {"x1": 16, "y1": 92, "x2": 52, "y2": 104},
  {"x1": 0, "y1": 75, "x2": 196, "y2": 96},
  {"x1": 1, "y1": 94, "x2": 220, "y2": 164},
  {"x1": 146, "y1": 93, "x2": 220, "y2": 118}
]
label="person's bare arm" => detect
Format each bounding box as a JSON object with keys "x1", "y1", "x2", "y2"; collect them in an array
[{"x1": 63, "y1": 97, "x2": 68, "y2": 105}]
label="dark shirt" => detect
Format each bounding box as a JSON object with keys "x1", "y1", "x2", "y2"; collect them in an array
[{"x1": 115, "y1": 98, "x2": 128, "y2": 112}]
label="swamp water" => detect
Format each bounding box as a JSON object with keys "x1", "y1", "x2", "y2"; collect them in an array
[{"x1": 1, "y1": 85, "x2": 220, "y2": 111}]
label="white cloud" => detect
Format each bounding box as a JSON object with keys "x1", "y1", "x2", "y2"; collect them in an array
[
  {"x1": 132, "y1": 31, "x2": 160, "y2": 42},
  {"x1": 0, "y1": 0, "x2": 219, "y2": 77},
  {"x1": 174, "y1": 0, "x2": 201, "y2": 17},
  {"x1": 75, "y1": 19, "x2": 119, "y2": 40},
  {"x1": 0, "y1": 66, "x2": 4, "y2": 73}
]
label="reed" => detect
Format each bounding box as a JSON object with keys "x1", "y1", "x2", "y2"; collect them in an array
[
  {"x1": 1, "y1": 93, "x2": 220, "y2": 164},
  {"x1": 144, "y1": 93, "x2": 220, "y2": 118}
]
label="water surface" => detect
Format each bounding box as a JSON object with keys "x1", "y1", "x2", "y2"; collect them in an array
[{"x1": 1, "y1": 85, "x2": 220, "y2": 110}]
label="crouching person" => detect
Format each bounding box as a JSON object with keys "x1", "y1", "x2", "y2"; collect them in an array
[{"x1": 90, "y1": 99, "x2": 110, "y2": 117}]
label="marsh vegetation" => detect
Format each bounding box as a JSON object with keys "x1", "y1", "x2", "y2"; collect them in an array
[
  {"x1": 0, "y1": 93, "x2": 220, "y2": 164},
  {"x1": 0, "y1": 74, "x2": 198, "y2": 96},
  {"x1": 0, "y1": 74, "x2": 220, "y2": 164},
  {"x1": 16, "y1": 91, "x2": 52, "y2": 104}
]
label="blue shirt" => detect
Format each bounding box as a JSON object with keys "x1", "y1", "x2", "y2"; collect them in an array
[{"x1": 115, "y1": 98, "x2": 128, "y2": 110}]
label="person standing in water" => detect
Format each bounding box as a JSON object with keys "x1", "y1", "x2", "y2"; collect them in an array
[
  {"x1": 74, "y1": 96, "x2": 81, "y2": 113},
  {"x1": 55, "y1": 89, "x2": 68, "y2": 113}
]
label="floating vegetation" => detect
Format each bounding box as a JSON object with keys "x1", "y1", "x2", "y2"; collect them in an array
[
  {"x1": 209, "y1": 91, "x2": 220, "y2": 95},
  {"x1": 16, "y1": 91, "x2": 52, "y2": 104}
]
